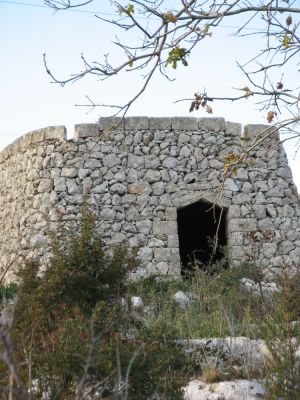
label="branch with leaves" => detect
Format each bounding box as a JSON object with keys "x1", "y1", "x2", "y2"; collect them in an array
[{"x1": 44, "y1": 0, "x2": 300, "y2": 135}]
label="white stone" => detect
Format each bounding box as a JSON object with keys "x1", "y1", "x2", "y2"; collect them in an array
[
  {"x1": 174, "y1": 291, "x2": 191, "y2": 308},
  {"x1": 184, "y1": 379, "x2": 266, "y2": 400},
  {"x1": 131, "y1": 296, "x2": 144, "y2": 310}
]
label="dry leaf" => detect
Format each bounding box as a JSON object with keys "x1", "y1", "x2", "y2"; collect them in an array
[
  {"x1": 206, "y1": 104, "x2": 213, "y2": 114},
  {"x1": 267, "y1": 111, "x2": 275, "y2": 123},
  {"x1": 286, "y1": 15, "x2": 292, "y2": 26},
  {"x1": 276, "y1": 82, "x2": 283, "y2": 90}
]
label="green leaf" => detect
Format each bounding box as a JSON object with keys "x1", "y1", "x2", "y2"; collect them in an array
[
  {"x1": 165, "y1": 46, "x2": 188, "y2": 70},
  {"x1": 118, "y1": 3, "x2": 134, "y2": 15}
]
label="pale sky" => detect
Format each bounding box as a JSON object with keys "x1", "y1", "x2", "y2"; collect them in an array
[{"x1": 0, "y1": 0, "x2": 299, "y2": 189}]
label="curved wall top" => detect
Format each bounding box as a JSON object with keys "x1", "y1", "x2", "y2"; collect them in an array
[{"x1": 0, "y1": 117, "x2": 299, "y2": 281}]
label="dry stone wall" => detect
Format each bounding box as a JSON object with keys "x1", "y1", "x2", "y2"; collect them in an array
[{"x1": 0, "y1": 117, "x2": 299, "y2": 281}]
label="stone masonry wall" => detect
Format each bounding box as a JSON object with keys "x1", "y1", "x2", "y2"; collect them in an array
[{"x1": 0, "y1": 117, "x2": 299, "y2": 281}]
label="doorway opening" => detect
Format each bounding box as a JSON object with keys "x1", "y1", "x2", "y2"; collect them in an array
[{"x1": 177, "y1": 200, "x2": 228, "y2": 275}]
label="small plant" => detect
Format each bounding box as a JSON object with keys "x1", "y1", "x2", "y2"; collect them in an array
[
  {"x1": 201, "y1": 363, "x2": 223, "y2": 383},
  {"x1": 0, "y1": 284, "x2": 18, "y2": 305},
  {"x1": 260, "y1": 267, "x2": 300, "y2": 400}
]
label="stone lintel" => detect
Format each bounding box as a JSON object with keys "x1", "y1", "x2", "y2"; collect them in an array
[{"x1": 173, "y1": 192, "x2": 230, "y2": 209}]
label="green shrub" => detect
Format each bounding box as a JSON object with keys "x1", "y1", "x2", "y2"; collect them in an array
[{"x1": 4, "y1": 207, "x2": 193, "y2": 399}]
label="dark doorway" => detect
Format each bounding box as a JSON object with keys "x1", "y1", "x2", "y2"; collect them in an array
[{"x1": 177, "y1": 200, "x2": 227, "y2": 274}]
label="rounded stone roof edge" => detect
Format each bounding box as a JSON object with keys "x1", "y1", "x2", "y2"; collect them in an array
[
  {"x1": 0, "y1": 118, "x2": 279, "y2": 163},
  {"x1": 0, "y1": 126, "x2": 66, "y2": 164}
]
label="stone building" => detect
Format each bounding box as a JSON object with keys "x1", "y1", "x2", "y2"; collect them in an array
[{"x1": 0, "y1": 116, "x2": 299, "y2": 280}]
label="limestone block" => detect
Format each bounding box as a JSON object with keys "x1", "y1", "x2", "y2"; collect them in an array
[
  {"x1": 257, "y1": 218, "x2": 274, "y2": 231},
  {"x1": 61, "y1": 168, "x2": 77, "y2": 178},
  {"x1": 254, "y1": 180, "x2": 268, "y2": 192},
  {"x1": 149, "y1": 117, "x2": 172, "y2": 130},
  {"x1": 127, "y1": 154, "x2": 144, "y2": 168},
  {"x1": 120, "y1": 194, "x2": 135, "y2": 205},
  {"x1": 162, "y1": 157, "x2": 178, "y2": 169},
  {"x1": 103, "y1": 154, "x2": 121, "y2": 168},
  {"x1": 229, "y1": 218, "x2": 257, "y2": 232},
  {"x1": 84, "y1": 158, "x2": 102, "y2": 169},
  {"x1": 154, "y1": 247, "x2": 180, "y2": 262},
  {"x1": 44, "y1": 126, "x2": 66, "y2": 141},
  {"x1": 253, "y1": 205, "x2": 266, "y2": 219},
  {"x1": 128, "y1": 182, "x2": 152, "y2": 195},
  {"x1": 224, "y1": 178, "x2": 239, "y2": 192},
  {"x1": 138, "y1": 247, "x2": 153, "y2": 262},
  {"x1": 78, "y1": 169, "x2": 90, "y2": 179},
  {"x1": 37, "y1": 179, "x2": 53, "y2": 193},
  {"x1": 144, "y1": 169, "x2": 161, "y2": 183},
  {"x1": 125, "y1": 116, "x2": 149, "y2": 130},
  {"x1": 262, "y1": 242, "x2": 277, "y2": 258},
  {"x1": 168, "y1": 234, "x2": 179, "y2": 247},
  {"x1": 148, "y1": 238, "x2": 165, "y2": 247},
  {"x1": 232, "y1": 193, "x2": 251, "y2": 205},
  {"x1": 171, "y1": 117, "x2": 199, "y2": 130},
  {"x1": 179, "y1": 146, "x2": 192, "y2": 157},
  {"x1": 156, "y1": 261, "x2": 169, "y2": 274},
  {"x1": 110, "y1": 183, "x2": 127, "y2": 195},
  {"x1": 74, "y1": 123, "x2": 99, "y2": 138},
  {"x1": 136, "y1": 220, "x2": 152, "y2": 234},
  {"x1": 31, "y1": 129, "x2": 45, "y2": 143},
  {"x1": 243, "y1": 124, "x2": 278, "y2": 141},
  {"x1": 67, "y1": 180, "x2": 80, "y2": 195},
  {"x1": 19, "y1": 132, "x2": 32, "y2": 149},
  {"x1": 54, "y1": 177, "x2": 66, "y2": 192},
  {"x1": 153, "y1": 221, "x2": 178, "y2": 235},
  {"x1": 228, "y1": 205, "x2": 241, "y2": 218},
  {"x1": 152, "y1": 182, "x2": 165, "y2": 196},
  {"x1": 229, "y1": 232, "x2": 244, "y2": 246},
  {"x1": 92, "y1": 182, "x2": 108, "y2": 193},
  {"x1": 235, "y1": 168, "x2": 248, "y2": 181},
  {"x1": 198, "y1": 117, "x2": 226, "y2": 131},
  {"x1": 165, "y1": 207, "x2": 177, "y2": 220},
  {"x1": 100, "y1": 208, "x2": 116, "y2": 221},
  {"x1": 99, "y1": 117, "x2": 125, "y2": 131},
  {"x1": 226, "y1": 121, "x2": 242, "y2": 136},
  {"x1": 110, "y1": 232, "x2": 126, "y2": 243}
]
